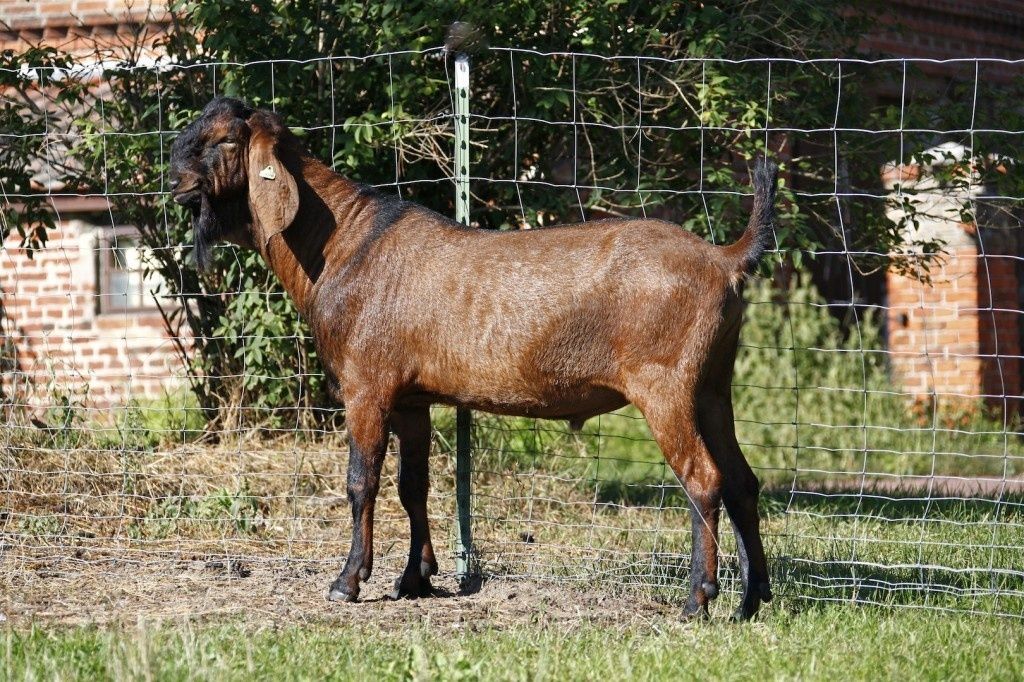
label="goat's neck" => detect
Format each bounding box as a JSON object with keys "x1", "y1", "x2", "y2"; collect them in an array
[{"x1": 261, "y1": 155, "x2": 382, "y2": 317}]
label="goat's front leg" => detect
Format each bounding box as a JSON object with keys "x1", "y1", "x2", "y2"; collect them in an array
[
  {"x1": 328, "y1": 399, "x2": 389, "y2": 602},
  {"x1": 389, "y1": 406, "x2": 438, "y2": 599}
]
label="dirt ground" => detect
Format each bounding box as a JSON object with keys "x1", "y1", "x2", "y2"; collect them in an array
[
  {"x1": 1, "y1": 557, "x2": 677, "y2": 629},
  {"x1": 0, "y1": 438, "x2": 688, "y2": 629},
  {"x1": 4, "y1": 440, "x2": 1021, "y2": 629}
]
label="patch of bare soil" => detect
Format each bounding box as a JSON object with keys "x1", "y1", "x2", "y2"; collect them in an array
[{"x1": 1, "y1": 558, "x2": 674, "y2": 630}]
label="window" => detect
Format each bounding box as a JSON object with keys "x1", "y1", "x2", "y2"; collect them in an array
[{"x1": 96, "y1": 228, "x2": 163, "y2": 314}]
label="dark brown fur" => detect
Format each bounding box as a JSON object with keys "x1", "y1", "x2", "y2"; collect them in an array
[{"x1": 169, "y1": 97, "x2": 777, "y2": 621}]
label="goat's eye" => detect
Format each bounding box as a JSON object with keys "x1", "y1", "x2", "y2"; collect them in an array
[{"x1": 217, "y1": 140, "x2": 238, "y2": 149}]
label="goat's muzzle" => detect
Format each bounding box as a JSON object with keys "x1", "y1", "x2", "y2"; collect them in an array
[
  {"x1": 171, "y1": 187, "x2": 202, "y2": 208},
  {"x1": 169, "y1": 168, "x2": 203, "y2": 207}
]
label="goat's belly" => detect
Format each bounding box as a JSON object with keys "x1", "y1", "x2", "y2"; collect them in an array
[{"x1": 396, "y1": 384, "x2": 628, "y2": 422}]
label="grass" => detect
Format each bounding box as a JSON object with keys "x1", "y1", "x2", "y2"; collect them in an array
[{"x1": 5, "y1": 607, "x2": 1024, "y2": 681}]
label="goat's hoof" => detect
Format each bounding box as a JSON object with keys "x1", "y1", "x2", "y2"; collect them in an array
[
  {"x1": 680, "y1": 580, "x2": 718, "y2": 621},
  {"x1": 680, "y1": 596, "x2": 710, "y2": 622},
  {"x1": 327, "y1": 580, "x2": 359, "y2": 603},
  {"x1": 729, "y1": 598, "x2": 761, "y2": 622},
  {"x1": 680, "y1": 607, "x2": 710, "y2": 622},
  {"x1": 389, "y1": 572, "x2": 433, "y2": 600},
  {"x1": 327, "y1": 588, "x2": 358, "y2": 603}
]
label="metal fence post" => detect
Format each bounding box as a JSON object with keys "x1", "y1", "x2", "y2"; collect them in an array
[{"x1": 453, "y1": 52, "x2": 476, "y2": 584}]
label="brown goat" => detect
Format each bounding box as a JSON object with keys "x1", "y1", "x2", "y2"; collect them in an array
[{"x1": 169, "y1": 97, "x2": 777, "y2": 621}]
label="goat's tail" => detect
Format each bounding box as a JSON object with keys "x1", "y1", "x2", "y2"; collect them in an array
[{"x1": 725, "y1": 158, "x2": 778, "y2": 275}]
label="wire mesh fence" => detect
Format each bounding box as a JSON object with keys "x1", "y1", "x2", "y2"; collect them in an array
[{"x1": 2, "y1": 46, "x2": 1023, "y2": 620}]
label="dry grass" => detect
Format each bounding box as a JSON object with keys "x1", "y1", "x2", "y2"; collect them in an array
[
  {"x1": 2, "y1": 433, "x2": 689, "y2": 628},
  {"x1": 3, "y1": 417, "x2": 1023, "y2": 625}
]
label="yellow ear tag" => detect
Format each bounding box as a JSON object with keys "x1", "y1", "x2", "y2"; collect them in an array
[{"x1": 259, "y1": 165, "x2": 276, "y2": 180}]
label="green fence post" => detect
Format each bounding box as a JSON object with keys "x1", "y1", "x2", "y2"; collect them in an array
[{"x1": 453, "y1": 52, "x2": 476, "y2": 585}]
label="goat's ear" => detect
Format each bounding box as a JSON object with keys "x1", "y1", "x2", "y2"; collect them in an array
[{"x1": 247, "y1": 125, "x2": 299, "y2": 248}]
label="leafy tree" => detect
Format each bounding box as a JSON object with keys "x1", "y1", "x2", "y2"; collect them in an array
[{"x1": 0, "y1": 46, "x2": 89, "y2": 249}]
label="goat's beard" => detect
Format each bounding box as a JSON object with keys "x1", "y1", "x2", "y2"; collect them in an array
[
  {"x1": 192, "y1": 193, "x2": 249, "y2": 272},
  {"x1": 192, "y1": 193, "x2": 222, "y2": 272}
]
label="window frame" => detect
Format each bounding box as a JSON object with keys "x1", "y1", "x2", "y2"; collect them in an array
[{"x1": 94, "y1": 225, "x2": 159, "y2": 315}]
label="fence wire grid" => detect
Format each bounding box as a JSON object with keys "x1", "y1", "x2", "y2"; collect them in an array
[{"x1": 2, "y1": 46, "x2": 1023, "y2": 620}]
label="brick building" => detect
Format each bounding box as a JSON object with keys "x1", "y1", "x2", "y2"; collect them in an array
[
  {"x1": 861, "y1": 2, "x2": 1024, "y2": 418},
  {"x1": 0, "y1": 1, "x2": 177, "y2": 410},
  {"x1": 881, "y1": 147, "x2": 1021, "y2": 417},
  {"x1": 1, "y1": 216, "x2": 182, "y2": 408},
  {"x1": 0, "y1": 0, "x2": 167, "y2": 52}
]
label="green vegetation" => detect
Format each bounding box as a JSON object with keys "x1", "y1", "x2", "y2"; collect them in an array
[
  {"x1": 5, "y1": 392, "x2": 207, "y2": 452},
  {"x1": 129, "y1": 485, "x2": 268, "y2": 540},
  {"x1": 6, "y1": 608, "x2": 1024, "y2": 681}
]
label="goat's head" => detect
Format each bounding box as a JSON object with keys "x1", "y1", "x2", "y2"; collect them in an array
[{"x1": 169, "y1": 97, "x2": 299, "y2": 270}]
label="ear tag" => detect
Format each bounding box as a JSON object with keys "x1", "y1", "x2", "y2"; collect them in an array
[{"x1": 259, "y1": 165, "x2": 277, "y2": 180}]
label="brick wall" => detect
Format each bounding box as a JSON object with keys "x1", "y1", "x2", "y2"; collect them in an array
[
  {"x1": 0, "y1": 0, "x2": 169, "y2": 54},
  {"x1": 883, "y1": 154, "x2": 1022, "y2": 417},
  {"x1": 859, "y1": 0, "x2": 1024, "y2": 86},
  {"x1": 1, "y1": 0, "x2": 179, "y2": 412},
  {"x1": 1, "y1": 217, "x2": 186, "y2": 410},
  {"x1": 887, "y1": 248, "x2": 1021, "y2": 413},
  {"x1": 0, "y1": 1, "x2": 167, "y2": 31},
  {"x1": 861, "y1": 2, "x2": 1024, "y2": 419}
]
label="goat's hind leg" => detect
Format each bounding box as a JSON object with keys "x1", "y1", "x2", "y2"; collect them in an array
[
  {"x1": 681, "y1": 474, "x2": 722, "y2": 620},
  {"x1": 389, "y1": 406, "x2": 438, "y2": 599},
  {"x1": 639, "y1": 399, "x2": 723, "y2": 621},
  {"x1": 698, "y1": 392, "x2": 772, "y2": 621},
  {"x1": 328, "y1": 398, "x2": 390, "y2": 602}
]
